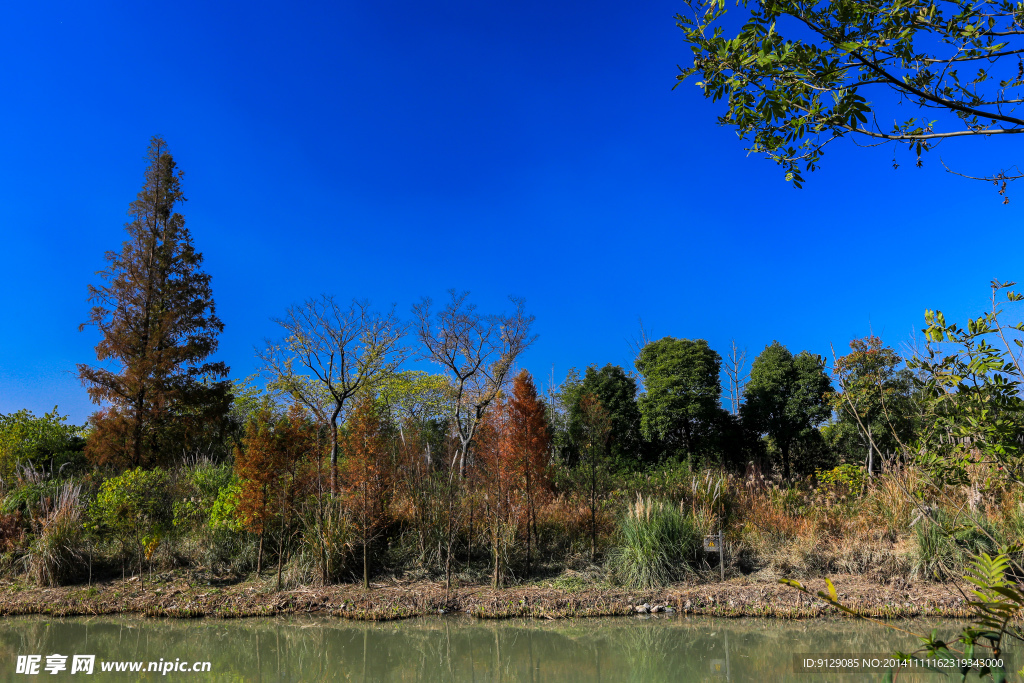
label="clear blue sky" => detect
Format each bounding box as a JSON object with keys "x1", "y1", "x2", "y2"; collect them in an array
[{"x1": 0, "y1": 1, "x2": 1019, "y2": 424}]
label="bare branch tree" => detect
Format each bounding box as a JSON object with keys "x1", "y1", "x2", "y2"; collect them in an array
[
  {"x1": 257, "y1": 296, "x2": 406, "y2": 486},
  {"x1": 626, "y1": 317, "x2": 652, "y2": 361},
  {"x1": 412, "y1": 290, "x2": 536, "y2": 477},
  {"x1": 724, "y1": 340, "x2": 749, "y2": 416}
]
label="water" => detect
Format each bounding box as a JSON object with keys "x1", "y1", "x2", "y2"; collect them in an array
[{"x1": 0, "y1": 614, "x2": 1010, "y2": 682}]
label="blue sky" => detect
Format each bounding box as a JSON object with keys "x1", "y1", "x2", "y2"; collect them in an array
[{"x1": 0, "y1": 0, "x2": 1020, "y2": 424}]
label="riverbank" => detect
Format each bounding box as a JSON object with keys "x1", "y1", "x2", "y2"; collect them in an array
[{"x1": 0, "y1": 571, "x2": 975, "y2": 621}]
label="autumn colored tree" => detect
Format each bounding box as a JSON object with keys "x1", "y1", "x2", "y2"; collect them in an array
[
  {"x1": 78, "y1": 137, "x2": 230, "y2": 468},
  {"x1": 505, "y1": 370, "x2": 551, "y2": 575},
  {"x1": 475, "y1": 401, "x2": 517, "y2": 588},
  {"x1": 344, "y1": 397, "x2": 395, "y2": 588},
  {"x1": 234, "y1": 406, "x2": 313, "y2": 579}
]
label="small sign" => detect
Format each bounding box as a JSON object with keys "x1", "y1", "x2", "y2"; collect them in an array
[
  {"x1": 710, "y1": 659, "x2": 725, "y2": 673},
  {"x1": 703, "y1": 535, "x2": 719, "y2": 551}
]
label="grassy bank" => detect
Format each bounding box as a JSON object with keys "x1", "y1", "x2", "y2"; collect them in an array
[{"x1": 0, "y1": 568, "x2": 976, "y2": 622}]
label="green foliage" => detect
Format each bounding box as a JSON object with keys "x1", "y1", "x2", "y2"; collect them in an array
[
  {"x1": 742, "y1": 342, "x2": 832, "y2": 481},
  {"x1": 608, "y1": 494, "x2": 709, "y2": 588},
  {"x1": 208, "y1": 482, "x2": 243, "y2": 533},
  {"x1": 816, "y1": 464, "x2": 868, "y2": 496},
  {"x1": 548, "y1": 368, "x2": 583, "y2": 464},
  {"x1": 2, "y1": 478, "x2": 64, "y2": 517},
  {"x1": 577, "y1": 365, "x2": 644, "y2": 470},
  {"x1": 912, "y1": 281, "x2": 1024, "y2": 485},
  {"x1": 89, "y1": 468, "x2": 172, "y2": 558},
  {"x1": 560, "y1": 365, "x2": 645, "y2": 471},
  {"x1": 0, "y1": 408, "x2": 87, "y2": 481},
  {"x1": 227, "y1": 375, "x2": 286, "y2": 444},
  {"x1": 299, "y1": 493, "x2": 356, "y2": 585},
  {"x1": 636, "y1": 337, "x2": 723, "y2": 466},
  {"x1": 674, "y1": 0, "x2": 1024, "y2": 190},
  {"x1": 830, "y1": 336, "x2": 917, "y2": 472},
  {"x1": 376, "y1": 370, "x2": 452, "y2": 426},
  {"x1": 172, "y1": 462, "x2": 235, "y2": 531}
]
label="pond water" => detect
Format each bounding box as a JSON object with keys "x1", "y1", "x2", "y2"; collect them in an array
[{"x1": 0, "y1": 614, "x2": 1010, "y2": 682}]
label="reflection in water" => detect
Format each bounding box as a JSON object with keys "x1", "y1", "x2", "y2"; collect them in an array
[{"x1": 0, "y1": 614, "x2": 1008, "y2": 682}]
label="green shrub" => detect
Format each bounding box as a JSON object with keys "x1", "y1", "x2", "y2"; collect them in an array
[
  {"x1": 816, "y1": 464, "x2": 868, "y2": 497},
  {"x1": 173, "y1": 463, "x2": 235, "y2": 532},
  {"x1": 208, "y1": 481, "x2": 243, "y2": 532},
  {"x1": 89, "y1": 468, "x2": 172, "y2": 571},
  {"x1": 608, "y1": 494, "x2": 709, "y2": 588},
  {"x1": 0, "y1": 409, "x2": 87, "y2": 483}
]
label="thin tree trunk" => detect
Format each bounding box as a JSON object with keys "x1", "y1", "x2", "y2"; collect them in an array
[
  {"x1": 590, "y1": 453, "x2": 597, "y2": 562},
  {"x1": 257, "y1": 531, "x2": 264, "y2": 575},
  {"x1": 362, "y1": 481, "x2": 370, "y2": 590},
  {"x1": 276, "y1": 528, "x2": 285, "y2": 592},
  {"x1": 866, "y1": 427, "x2": 874, "y2": 476},
  {"x1": 525, "y1": 467, "x2": 532, "y2": 575},
  {"x1": 330, "y1": 406, "x2": 341, "y2": 491},
  {"x1": 781, "y1": 442, "x2": 791, "y2": 484},
  {"x1": 445, "y1": 489, "x2": 453, "y2": 595}
]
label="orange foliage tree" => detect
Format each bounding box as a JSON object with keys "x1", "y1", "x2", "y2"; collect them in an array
[
  {"x1": 344, "y1": 397, "x2": 395, "y2": 588},
  {"x1": 234, "y1": 405, "x2": 313, "y2": 583},
  {"x1": 79, "y1": 137, "x2": 230, "y2": 469},
  {"x1": 476, "y1": 370, "x2": 552, "y2": 586},
  {"x1": 505, "y1": 370, "x2": 551, "y2": 575},
  {"x1": 475, "y1": 403, "x2": 515, "y2": 588}
]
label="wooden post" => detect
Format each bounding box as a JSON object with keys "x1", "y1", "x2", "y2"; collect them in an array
[{"x1": 718, "y1": 528, "x2": 724, "y2": 582}]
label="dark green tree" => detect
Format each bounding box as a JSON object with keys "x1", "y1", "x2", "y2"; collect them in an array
[
  {"x1": 78, "y1": 137, "x2": 230, "y2": 468},
  {"x1": 547, "y1": 368, "x2": 583, "y2": 465},
  {"x1": 635, "y1": 337, "x2": 722, "y2": 467},
  {"x1": 741, "y1": 342, "x2": 832, "y2": 481},
  {"x1": 674, "y1": 0, "x2": 1024, "y2": 194},
  {"x1": 566, "y1": 365, "x2": 645, "y2": 471}
]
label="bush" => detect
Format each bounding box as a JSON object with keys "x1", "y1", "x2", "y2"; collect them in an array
[
  {"x1": 208, "y1": 481, "x2": 243, "y2": 532},
  {"x1": 816, "y1": 464, "x2": 868, "y2": 497},
  {"x1": 0, "y1": 409, "x2": 87, "y2": 483},
  {"x1": 172, "y1": 462, "x2": 235, "y2": 532},
  {"x1": 608, "y1": 494, "x2": 709, "y2": 588},
  {"x1": 89, "y1": 468, "x2": 172, "y2": 573}
]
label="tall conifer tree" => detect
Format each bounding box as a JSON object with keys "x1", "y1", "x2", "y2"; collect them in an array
[{"x1": 78, "y1": 136, "x2": 230, "y2": 468}]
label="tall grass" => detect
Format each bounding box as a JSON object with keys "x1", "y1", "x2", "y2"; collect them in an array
[
  {"x1": 608, "y1": 494, "x2": 709, "y2": 589},
  {"x1": 24, "y1": 481, "x2": 84, "y2": 586},
  {"x1": 299, "y1": 493, "x2": 356, "y2": 585},
  {"x1": 912, "y1": 508, "x2": 1000, "y2": 580}
]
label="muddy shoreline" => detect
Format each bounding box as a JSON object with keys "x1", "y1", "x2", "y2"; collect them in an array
[{"x1": 0, "y1": 572, "x2": 977, "y2": 621}]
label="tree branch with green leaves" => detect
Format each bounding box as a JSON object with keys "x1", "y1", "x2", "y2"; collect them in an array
[{"x1": 675, "y1": 0, "x2": 1024, "y2": 195}]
